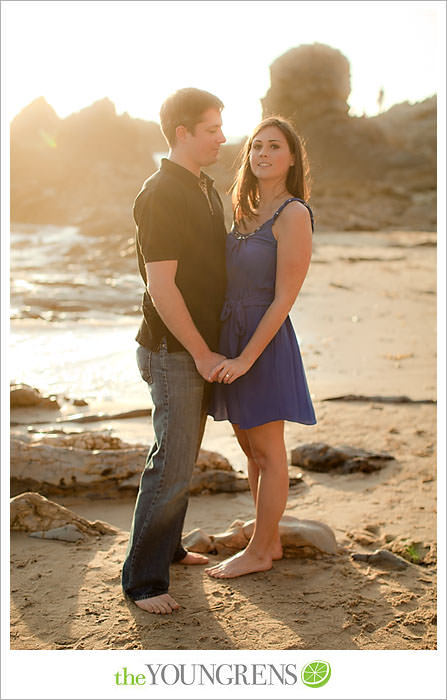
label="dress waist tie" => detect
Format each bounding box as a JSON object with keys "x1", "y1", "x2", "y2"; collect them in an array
[{"x1": 220, "y1": 293, "x2": 274, "y2": 337}]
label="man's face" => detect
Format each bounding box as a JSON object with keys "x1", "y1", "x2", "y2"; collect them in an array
[{"x1": 184, "y1": 108, "x2": 226, "y2": 166}]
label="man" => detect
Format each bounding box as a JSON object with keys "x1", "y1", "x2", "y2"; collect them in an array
[{"x1": 122, "y1": 88, "x2": 227, "y2": 614}]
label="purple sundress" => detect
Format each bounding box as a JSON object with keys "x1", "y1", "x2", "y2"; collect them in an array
[{"x1": 208, "y1": 197, "x2": 317, "y2": 430}]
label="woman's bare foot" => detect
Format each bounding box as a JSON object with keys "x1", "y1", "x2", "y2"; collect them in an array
[
  {"x1": 134, "y1": 593, "x2": 179, "y2": 614},
  {"x1": 178, "y1": 552, "x2": 209, "y2": 565},
  {"x1": 205, "y1": 549, "x2": 272, "y2": 579},
  {"x1": 271, "y1": 538, "x2": 283, "y2": 561}
]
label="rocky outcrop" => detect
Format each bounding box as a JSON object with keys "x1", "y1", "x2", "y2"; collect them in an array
[
  {"x1": 10, "y1": 46, "x2": 436, "y2": 239},
  {"x1": 10, "y1": 436, "x2": 249, "y2": 497},
  {"x1": 10, "y1": 97, "x2": 165, "y2": 236},
  {"x1": 261, "y1": 43, "x2": 436, "y2": 231}
]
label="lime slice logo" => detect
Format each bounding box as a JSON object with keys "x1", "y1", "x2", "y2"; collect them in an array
[{"x1": 301, "y1": 660, "x2": 331, "y2": 688}]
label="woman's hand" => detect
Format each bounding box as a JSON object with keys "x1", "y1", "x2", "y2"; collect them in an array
[{"x1": 209, "y1": 356, "x2": 253, "y2": 384}]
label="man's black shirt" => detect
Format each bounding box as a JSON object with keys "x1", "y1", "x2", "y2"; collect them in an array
[{"x1": 134, "y1": 158, "x2": 227, "y2": 353}]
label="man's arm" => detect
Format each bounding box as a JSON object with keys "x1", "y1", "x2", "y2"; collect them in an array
[{"x1": 146, "y1": 260, "x2": 225, "y2": 381}]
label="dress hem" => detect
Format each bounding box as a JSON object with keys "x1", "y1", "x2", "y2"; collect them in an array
[{"x1": 208, "y1": 413, "x2": 317, "y2": 430}]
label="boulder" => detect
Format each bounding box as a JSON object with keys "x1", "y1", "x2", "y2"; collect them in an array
[
  {"x1": 183, "y1": 514, "x2": 337, "y2": 556},
  {"x1": 10, "y1": 384, "x2": 60, "y2": 409},
  {"x1": 290, "y1": 443, "x2": 394, "y2": 473},
  {"x1": 10, "y1": 491, "x2": 117, "y2": 537}
]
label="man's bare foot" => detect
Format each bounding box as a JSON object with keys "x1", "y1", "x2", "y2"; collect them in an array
[
  {"x1": 205, "y1": 549, "x2": 272, "y2": 579},
  {"x1": 178, "y1": 552, "x2": 209, "y2": 565},
  {"x1": 134, "y1": 593, "x2": 179, "y2": 614}
]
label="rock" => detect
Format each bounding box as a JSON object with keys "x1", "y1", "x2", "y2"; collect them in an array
[
  {"x1": 322, "y1": 394, "x2": 436, "y2": 405},
  {"x1": 29, "y1": 524, "x2": 84, "y2": 542},
  {"x1": 189, "y1": 469, "x2": 249, "y2": 495},
  {"x1": 10, "y1": 436, "x2": 249, "y2": 497},
  {"x1": 10, "y1": 437, "x2": 149, "y2": 496},
  {"x1": 34, "y1": 432, "x2": 131, "y2": 450},
  {"x1": 72, "y1": 398, "x2": 88, "y2": 407},
  {"x1": 182, "y1": 529, "x2": 213, "y2": 554},
  {"x1": 351, "y1": 549, "x2": 410, "y2": 570},
  {"x1": 10, "y1": 384, "x2": 60, "y2": 409},
  {"x1": 10, "y1": 492, "x2": 118, "y2": 535},
  {"x1": 278, "y1": 516, "x2": 337, "y2": 555},
  {"x1": 195, "y1": 450, "x2": 233, "y2": 472},
  {"x1": 184, "y1": 515, "x2": 337, "y2": 556},
  {"x1": 290, "y1": 442, "x2": 394, "y2": 473}
]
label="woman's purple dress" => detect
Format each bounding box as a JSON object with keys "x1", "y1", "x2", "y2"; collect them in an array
[{"x1": 208, "y1": 197, "x2": 316, "y2": 430}]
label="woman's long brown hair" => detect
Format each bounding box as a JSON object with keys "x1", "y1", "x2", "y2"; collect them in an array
[{"x1": 231, "y1": 116, "x2": 311, "y2": 226}]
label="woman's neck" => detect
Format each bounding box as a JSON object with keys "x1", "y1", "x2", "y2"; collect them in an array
[{"x1": 256, "y1": 180, "x2": 290, "y2": 212}]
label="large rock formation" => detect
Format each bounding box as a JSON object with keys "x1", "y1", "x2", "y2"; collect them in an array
[
  {"x1": 261, "y1": 43, "x2": 436, "y2": 231},
  {"x1": 10, "y1": 97, "x2": 166, "y2": 236}
]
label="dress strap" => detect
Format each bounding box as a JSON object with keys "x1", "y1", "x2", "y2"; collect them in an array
[{"x1": 273, "y1": 197, "x2": 314, "y2": 233}]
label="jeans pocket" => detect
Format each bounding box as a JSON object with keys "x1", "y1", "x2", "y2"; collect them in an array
[{"x1": 136, "y1": 345, "x2": 153, "y2": 385}]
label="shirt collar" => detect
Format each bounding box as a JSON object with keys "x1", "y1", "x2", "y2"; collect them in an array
[{"x1": 161, "y1": 158, "x2": 214, "y2": 190}]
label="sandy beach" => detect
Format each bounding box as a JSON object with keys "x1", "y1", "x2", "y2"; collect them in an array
[{"x1": 10, "y1": 230, "x2": 437, "y2": 650}]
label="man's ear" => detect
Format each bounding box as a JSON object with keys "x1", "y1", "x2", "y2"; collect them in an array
[{"x1": 175, "y1": 124, "x2": 187, "y2": 143}]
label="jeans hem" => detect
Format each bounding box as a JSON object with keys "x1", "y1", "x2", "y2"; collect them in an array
[
  {"x1": 124, "y1": 590, "x2": 169, "y2": 602},
  {"x1": 172, "y1": 546, "x2": 188, "y2": 563}
]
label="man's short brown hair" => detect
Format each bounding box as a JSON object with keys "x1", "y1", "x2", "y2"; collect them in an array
[{"x1": 160, "y1": 88, "x2": 224, "y2": 147}]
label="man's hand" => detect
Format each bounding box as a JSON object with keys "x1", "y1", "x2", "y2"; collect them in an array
[{"x1": 194, "y1": 352, "x2": 227, "y2": 382}]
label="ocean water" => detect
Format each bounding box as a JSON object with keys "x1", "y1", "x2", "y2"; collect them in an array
[
  {"x1": 10, "y1": 318, "x2": 149, "y2": 409},
  {"x1": 9, "y1": 224, "x2": 313, "y2": 411}
]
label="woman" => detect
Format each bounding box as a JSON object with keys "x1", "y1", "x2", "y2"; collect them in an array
[{"x1": 206, "y1": 116, "x2": 316, "y2": 579}]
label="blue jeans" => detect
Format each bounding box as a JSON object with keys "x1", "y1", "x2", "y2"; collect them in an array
[{"x1": 121, "y1": 341, "x2": 209, "y2": 601}]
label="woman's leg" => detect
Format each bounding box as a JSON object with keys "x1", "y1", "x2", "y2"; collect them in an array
[
  {"x1": 206, "y1": 420, "x2": 288, "y2": 578},
  {"x1": 232, "y1": 423, "x2": 283, "y2": 560},
  {"x1": 231, "y1": 423, "x2": 259, "y2": 503}
]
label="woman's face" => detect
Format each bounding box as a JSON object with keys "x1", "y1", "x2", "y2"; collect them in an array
[{"x1": 249, "y1": 125, "x2": 295, "y2": 183}]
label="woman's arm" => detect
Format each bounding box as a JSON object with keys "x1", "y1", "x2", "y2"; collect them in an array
[{"x1": 211, "y1": 201, "x2": 313, "y2": 383}]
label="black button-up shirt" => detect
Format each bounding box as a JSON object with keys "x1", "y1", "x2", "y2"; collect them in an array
[{"x1": 134, "y1": 158, "x2": 227, "y2": 353}]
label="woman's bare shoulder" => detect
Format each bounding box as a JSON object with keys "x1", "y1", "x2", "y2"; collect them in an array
[{"x1": 275, "y1": 200, "x2": 312, "y2": 234}]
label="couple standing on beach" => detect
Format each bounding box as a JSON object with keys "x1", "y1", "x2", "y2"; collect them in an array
[{"x1": 121, "y1": 88, "x2": 316, "y2": 615}]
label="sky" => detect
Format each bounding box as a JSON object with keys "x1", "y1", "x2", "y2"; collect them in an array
[{"x1": 1, "y1": 0, "x2": 444, "y2": 142}]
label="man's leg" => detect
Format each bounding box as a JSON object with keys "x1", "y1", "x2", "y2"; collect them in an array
[
  {"x1": 122, "y1": 343, "x2": 206, "y2": 611},
  {"x1": 171, "y1": 382, "x2": 211, "y2": 563}
]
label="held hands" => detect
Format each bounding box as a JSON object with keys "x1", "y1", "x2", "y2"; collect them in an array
[{"x1": 208, "y1": 355, "x2": 253, "y2": 384}]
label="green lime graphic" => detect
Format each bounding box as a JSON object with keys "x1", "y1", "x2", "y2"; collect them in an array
[{"x1": 301, "y1": 660, "x2": 331, "y2": 688}]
